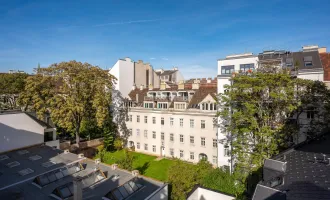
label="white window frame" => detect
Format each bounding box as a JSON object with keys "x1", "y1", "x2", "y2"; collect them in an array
[
  {"x1": 190, "y1": 119, "x2": 194, "y2": 128},
  {"x1": 180, "y1": 135, "x2": 184, "y2": 143},
  {"x1": 180, "y1": 118, "x2": 183, "y2": 127},
  {"x1": 201, "y1": 137, "x2": 205, "y2": 146}
]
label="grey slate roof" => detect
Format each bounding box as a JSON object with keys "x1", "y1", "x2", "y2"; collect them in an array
[
  {"x1": 0, "y1": 145, "x2": 164, "y2": 200},
  {"x1": 155, "y1": 70, "x2": 177, "y2": 76},
  {"x1": 254, "y1": 134, "x2": 330, "y2": 200}
]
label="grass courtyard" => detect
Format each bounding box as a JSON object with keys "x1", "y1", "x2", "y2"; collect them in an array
[{"x1": 96, "y1": 150, "x2": 175, "y2": 181}]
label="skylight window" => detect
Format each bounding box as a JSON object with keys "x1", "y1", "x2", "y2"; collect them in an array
[
  {"x1": 17, "y1": 150, "x2": 29, "y2": 155},
  {"x1": 42, "y1": 161, "x2": 57, "y2": 168},
  {"x1": 33, "y1": 162, "x2": 83, "y2": 187},
  {"x1": 0, "y1": 155, "x2": 9, "y2": 161},
  {"x1": 29, "y1": 155, "x2": 42, "y2": 161},
  {"x1": 7, "y1": 161, "x2": 20, "y2": 168},
  {"x1": 105, "y1": 177, "x2": 144, "y2": 200},
  {"x1": 18, "y1": 168, "x2": 34, "y2": 176}
]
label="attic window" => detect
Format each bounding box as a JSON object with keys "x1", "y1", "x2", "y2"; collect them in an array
[
  {"x1": 42, "y1": 161, "x2": 57, "y2": 168},
  {"x1": 7, "y1": 161, "x2": 20, "y2": 168},
  {"x1": 17, "y1": 150, "x2": 29, "y2": 155},
  {"x1": 0, "y1": 155, "x2": 9, "y2": 161},
  {"x1": 304, "y1": 56, "x2": 313, "y2": 67},
  {"x1": 29, "y1": 155, "x2": 42, "y2": 161},
  {"x1": 18, "y1": 168, "x2": 34, "y2": 176}
]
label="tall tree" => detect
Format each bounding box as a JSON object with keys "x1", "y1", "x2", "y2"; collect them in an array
[{"x1": 20, "y1": 61, "x2": 115, "y2": 145}]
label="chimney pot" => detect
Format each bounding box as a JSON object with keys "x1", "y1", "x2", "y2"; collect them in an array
[
  {"x1": 132, "y1": 170, "x2": 139, "y2": 177},
  {"x1": 140, "y1": 84, "x2": 144, "y2": 90},
  {"x1": 132, "y1": 84, "x2": 136, "y2": 90},
  {"x1": 112, "y1": 164, "x2": 118, "y2": 170}
]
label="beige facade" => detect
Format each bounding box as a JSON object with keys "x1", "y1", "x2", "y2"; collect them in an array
[
  {"x1": 134, "y1": 60, "x2": 160, "y2": 89},
  {"x1": 127, "y1": 108, "x2": 219, "y2": 165}
]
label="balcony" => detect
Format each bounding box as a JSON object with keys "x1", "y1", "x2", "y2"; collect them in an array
[
  {"x1": 144, "y1": 96, "x2": 155, "y2": 101},
  {"x1": 155, "y1": 97, "x2": 171, "y2": 102},
  {"x1": 173, "y1": 96, "x2": 189, "y2": 102}
]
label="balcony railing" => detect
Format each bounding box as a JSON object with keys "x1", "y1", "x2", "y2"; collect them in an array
[
  {"x1": 155, "y1": 97, "x2": 171, "y2": 102},
  {"x1": 173, "y1": 96, "x2": 189, "y2": 102}
]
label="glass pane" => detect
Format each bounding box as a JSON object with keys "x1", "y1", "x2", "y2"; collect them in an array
[
  {"x1": 123, "y1": 183, "x2": 134, "y2": 194},
  {"x1": 59, "y1": 187, "x2": 71, "y2": 198},
  {"x1": 118, "y1": 186, "x2": 129, "y2": 198},
  {"x1": 48, "y1": 173, "x2": 57, "y2": 182}
]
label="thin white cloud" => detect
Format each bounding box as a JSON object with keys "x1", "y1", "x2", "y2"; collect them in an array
[
  {"x1": 162, "y1": 57, "x2": 169, "y2": 61},
  {"x1": 150, "y1": 57, "x2": 156, "y2": 60}
]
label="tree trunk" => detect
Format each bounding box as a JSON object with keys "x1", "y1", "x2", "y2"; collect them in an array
[{"x1": 75, "y1": 126, "x2": 80, "y2": 147}]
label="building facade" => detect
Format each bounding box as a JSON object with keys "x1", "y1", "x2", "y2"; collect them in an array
[{"x1": 125, "y1": 78, "x2": 229, "y2": 167}]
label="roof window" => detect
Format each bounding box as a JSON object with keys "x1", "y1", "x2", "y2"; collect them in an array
[
  {"x1": 18, "y1": 168, "x2": 34, "y2": 176},
  {"x1": 7, "y1": 161, "x2": 20, "y2": 168},
  {"x1": 29, "y1": 155, "x2": 42, "y2": 161}
]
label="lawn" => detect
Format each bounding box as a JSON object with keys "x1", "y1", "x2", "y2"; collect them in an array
[{"x1": 97, "y1": 150, "x2": 174, "y2": 181}]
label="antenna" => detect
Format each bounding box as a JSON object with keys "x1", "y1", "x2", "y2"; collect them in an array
[
  {"x1": 323, "y1": 154, "x2": 326, "y2": 162},
  {"x1": 314, "y1": 155, "x2": 317, "y2": 164}
]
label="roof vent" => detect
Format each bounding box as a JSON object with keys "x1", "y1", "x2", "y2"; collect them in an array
[
  {"x1": 29, "y1": 155, "x2": 42, "y2": 161},
  {"x1": 17, "y1": 150, "x2": 29, "y2": 155},
  {"x1": 0, "y1": 155, "x2": 9, "y2": 161},
  {"x1": 18, "y1": 168, "x2": 34, "y2": 176},
  {"x1": 78, "y1": 153, "x2": 84, "y2": 158},
  {"x1": 64, "y1": 149, "x2": 69, "y2": 154},
  {"x1": 7, "y1": 161, "x2": 20, "y2": 168},
  {"x1": 132, "y1": 170, "x2": 139, "y2": 177},
  {"x1": 112, "y1": 164, "x2": 118, "y2": 170},
  {"x1": 112, "y1": 174, "x2": 120, "y2": 180}
]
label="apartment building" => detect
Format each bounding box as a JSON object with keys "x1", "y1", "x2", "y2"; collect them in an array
[
  {"x1": 155, "y1": 67, "x2": 184, "y2": 84},
  {"x1": 125, "y1": 78, "x2": 229, "y2": 167}
]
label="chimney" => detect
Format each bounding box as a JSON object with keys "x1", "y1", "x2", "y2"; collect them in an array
[
  {"x1": 132, "y1": 84, "x2": 136, "y2": 90},
  {"x1": 136, "y1": 94, "x2": 139, "y2": 103},
  {"x1": 132, "y1": 170, "x2": 139, "y2": 177},
  {"x1": 73, "y1": 176, "x2": 83, "y2": 200},
  {"x1": 112, "y1": 164, "x2": 118, "y2": 170},
  {"x1": 173, "y1": 67, "x2": 178, "y2": 71},
  {"x1": 192, "y1": 79, "x2": 200, "y2": 89},
  {"x1": 140, "y1": 84, "x2": 144, "y2": 90},
  {"x1": 319, "y1": 47, "x2": 327, "y2": 53},
  {"x1": 149, "y1": 84, "x2": 153, "y2": 90},
  {"x1": 160, "y1": 81, "x2": 166, "y2": 90},
  {"x1": 178, "y1": 80, "x2": 185, "y2": 90}
]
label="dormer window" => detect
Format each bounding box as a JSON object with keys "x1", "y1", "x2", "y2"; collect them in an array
[{"x1": 304, "y1": 56, "x2": 313, "y2": 67}]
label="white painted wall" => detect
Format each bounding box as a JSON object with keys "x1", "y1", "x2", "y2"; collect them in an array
[
  {"x1": 187, "y1": 187, "x2": 235, "y2": 200},
  {"x1": 217, "y1": 56, "x2": 259, "y2": 75},
  {"x1": 0, "y1": 113, "x2": 45, "y2": 153},
  {"x1": 297, "y1": 72, "x2": 324, "y2": 81},
  {"x1": 127, "y1": 108, "x2": 219, "y2": 166},
  {"x1": 109, "y1": 58, "x2": 134, "y2": 98}
]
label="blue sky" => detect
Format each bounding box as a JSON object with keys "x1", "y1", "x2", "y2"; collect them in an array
[{"x1": 0, "y1": 0, "x2": 330, "y2": 78}]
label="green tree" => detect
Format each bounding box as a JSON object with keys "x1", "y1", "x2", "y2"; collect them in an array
[
  {"x1": 0, "y1": 73, "x2": 28, "y2": 109},
  {"x1": 20, "y1": 61, "x2": 115, "y2": 145},
  {"x1": 114, "y1": 138, "x2": 123, "y2": 150},
  {"x1": 117, "y1": 148, "x2": 134, "y2": 170}
]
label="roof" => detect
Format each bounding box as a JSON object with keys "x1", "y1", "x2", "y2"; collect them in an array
[
  {"x1": 258, "y1": 50, "x2": 323, "y2": 71},
  {"x1": 188, "y1": 86, "x2": 217, "y2": 108},
  {"x1": 0, "y1": 145, "x2": 165, "y2": 200},
  {"x1": 0, "y1": 111, "x2": 54, "y2": 129},
  {"x1": 320, "y1": 53, "x2": 330, "y2": 81},
  {"x1": 155, "y1": 70, "x2": 177, "y2": 76},
  {"x1": 253, "y1": 133, "x2": 330, "y2": 200},
  {"x1": 187, "y1": 184, "x2": 235, "y2": 200}
]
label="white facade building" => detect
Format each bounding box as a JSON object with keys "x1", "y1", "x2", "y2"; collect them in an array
[
  {"x1": 125, "y1": 78, "x2": 230, "y2": 167},
  {"x1": 0, "y1": 112, "x2": 58, "y2": 153}
]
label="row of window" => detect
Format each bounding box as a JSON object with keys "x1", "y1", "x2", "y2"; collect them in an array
[
  {"x1": 135, "y1": 143, "x2": 218, "y2": 164},
  {"x1": 128, "y1": 115, "x2": 216, "y2": 129},
  {"x1": 131, "y1": 129, "x2": 217, "y2": 147},
  {"x1": 201, "y1": 103, "x2": 217, "y2": 111},
  {"x1": 221, "y1": 64, "x2": 255, "y2": 74}
]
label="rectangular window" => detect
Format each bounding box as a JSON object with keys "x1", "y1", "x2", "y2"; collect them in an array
[
  {"x1": 144, "y1": 130, "x2": 148, "y2": 138},
  {"x1": 213, "y1": 139, "x2": 217, "y2": 148},
  {"x1": 307, "y1": 110, "x2": 315, "y2": 119},
  {"x1": 190, "y1": 136, "x2": 194, "y2": 144},
  {"x1": 180, "y1": 135, "x2": 184, "y2": 143},
  {"x1": 190, "y1": 152, "x2": 194, "y2": 160},
  {"x1": 129, "y1": 115, "x2": 132, "y2": 122},
  {"x1": 221, "y1": 65, "x2": 235, "y2": 74},
  {"x1": 137, "y1": 142, "x2": 140, "y2": 149},
  {"x1": 152, "y1": 131, "x2": 156, "y2": 139},
  {"x1": 180, "y1": 118, "x2": 183, "y2": 127},
  {"x1": 213, "y1": 118, "x2": 217, "y2": 129},
  {"x1": 170, "y1": 133, "x2": 174, "y2": 142},
  {"x1": 224, "y1": 147, "x2": 230, "y2": 156},
  {"x1": 161, "y1": 117, "x2": 164, "y2": 125},
  {"x1": 190, "y1": 119, "x2": 194, "y2": 128},
  {"x1": 170, "y1": 148, "x2": 174, "y2": 156},
  {"x1": 170, "y1": 118, "x2": 174, "y2": 126},
  {"x1": 161, "y1": 132, "x2": 164, "y2": 140},
  {"x1": 137, "y1": 115, "x2": 140, "y2": 123},
  {"x1": 201, "y1": 137, "x2": 205, "y2": 146},
  {"x1": 239, "y1": 63, "x2": 255, "y2": 72},
  {"x1": 153, "y1": 145, "x2": 156, "y2": 152},
  {"x1": 286, "y1": 58, "x2": 293, "y2": 67},
  {"x1": 180, "y1": 150, "x2": 184, "y2": 158},
  {"x1": 213, "y1": 156, "x2": 217, "y2": 164},
  {"x1": 144, "y1": 116, "x2": 148, "y2": 123},
  {"x1": 153, "y1": 117, "x2": 156, "y2": 124},
  {"x1": 304, "y1": 56, "x2": 313, "y2": 67},
  {"x1": 144, "y1": 144, "x2": 148, "y2": 151},
  {"x1": 201, "y1": 120, "x2": 205, "y2": 129}
]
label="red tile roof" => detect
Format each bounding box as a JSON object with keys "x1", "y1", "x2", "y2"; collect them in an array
[{"x1": 320, "y1": 53, "x2": 330, "y2": 81}]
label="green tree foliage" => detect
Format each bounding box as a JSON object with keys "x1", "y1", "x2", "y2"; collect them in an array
[
  {"x1": 218, "y1": 71, "x2": 330, "y2": 183},
  {"x1": 103, "y1": 115, "x2": 117, "y2": 151},
  {"x1": 0, "y1": 73, "x2": 28, "y2": 109},
  {"x1": 114, "y1": 138, "x2": 123, "y2": 150},
  {"x1": 19, "y1": 61, "x2": 115, "y2": 145},
  {"x1": 117, "y1": 148, "x2": 134, "y2": 171}
]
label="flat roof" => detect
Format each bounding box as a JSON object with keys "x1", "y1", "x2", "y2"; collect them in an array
[{"x1": 0, "y1": 145, "x2": 164, "y2": 200}]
